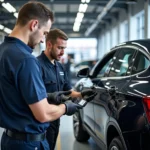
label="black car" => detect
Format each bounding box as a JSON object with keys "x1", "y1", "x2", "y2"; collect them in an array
[{"x1": 73, "y1": 39, "x2": 150, "y2": 150}]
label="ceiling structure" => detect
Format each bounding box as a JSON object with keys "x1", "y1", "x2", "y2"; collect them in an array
[{"x1": 0, "y1": 0, "x2": 137, "y2": 38}]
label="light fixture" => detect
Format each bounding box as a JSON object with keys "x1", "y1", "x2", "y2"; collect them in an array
[
  {"x1": 14, "y1": 12, "x2": 18, "y2": 18},
  {"x1": 73, "y1": 22, "x2": 81, "y2": 32},
  {"x1": 78, "y1": 4, "x2": 88, "y2": 13},
  {"x1": 81, "y1": 0, "x2": 86, "y2": 3},
  {"x1": 0, "y1": 24, "x2": 4, "y2": 30},
  {"x1": 81, "y1": 0, "x2": 90, "y2": 3},
  {"x1": 4, "y1": 27, "x2": 12, "y2": 34},
  {"x1": 2, "y1": 2, "x2": 16, "y2": 13}
]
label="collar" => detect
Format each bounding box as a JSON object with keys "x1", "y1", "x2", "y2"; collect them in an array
[
  {"x1": 4, "y1": 36, "x2": 33, "y2": 53},
  {"x1": 40, "y1": 51, "x2": 58, "y2": 68}
]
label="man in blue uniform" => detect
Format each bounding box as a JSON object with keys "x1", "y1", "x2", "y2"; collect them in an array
[
  {"x1": 0, "y1": 2, "x2": 85, "y2": 150},
  {"x1": 37, "y1": 28, "x2": 96, "y2": 150}
]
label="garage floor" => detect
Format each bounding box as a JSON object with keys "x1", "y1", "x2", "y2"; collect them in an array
[
  {"x1": 56, "y1": 115, "x2": 99, "y2": 150},
  {"x1": 0, "y1": 116, "x2": 99, "y2": 150}
]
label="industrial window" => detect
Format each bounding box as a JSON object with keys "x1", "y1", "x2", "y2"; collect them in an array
[{"x1": 137, "y1": 12, "x2": 144, "y2": 39}]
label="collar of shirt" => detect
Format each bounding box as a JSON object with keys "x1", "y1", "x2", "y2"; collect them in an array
[
  {"x1": 4, "y1": 36, "x2": 33, "y2": 53},
  {"x1": 41, "y1": 51, "x2": 58, "y2": 68}
]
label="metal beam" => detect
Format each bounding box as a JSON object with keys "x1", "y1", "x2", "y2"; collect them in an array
[{"x1": 85, "y1": 0, "x2": 118, "y2": 36}]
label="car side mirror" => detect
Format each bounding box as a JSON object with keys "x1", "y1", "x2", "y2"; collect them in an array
[{"x1": 77, "y1": 67, "x2": 90, "y2": 78}]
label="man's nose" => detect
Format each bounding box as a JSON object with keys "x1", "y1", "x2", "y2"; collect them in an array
[
  {"x1": 61, "y1": 49, "x2": 64, "y2": 54},
  {"x1": 41, "y1": 36, "x2": 46, "y2": 43}
]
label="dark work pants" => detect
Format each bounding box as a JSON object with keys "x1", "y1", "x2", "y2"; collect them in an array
[
  {"x1": 46, "y1": 119, "x2": 60, "y2": 150},
  {"x1": 1, "y1": 132, "x2": 49, "y2": 150}
]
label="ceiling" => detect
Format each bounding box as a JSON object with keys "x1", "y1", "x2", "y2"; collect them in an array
[{"x1": 0, "y1": 0, "x2": 136, "y2": 38}]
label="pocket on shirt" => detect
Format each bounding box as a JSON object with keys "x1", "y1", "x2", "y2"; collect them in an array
[{"x1": 43, "y1": 80, "x2": 57, "y2": 92}]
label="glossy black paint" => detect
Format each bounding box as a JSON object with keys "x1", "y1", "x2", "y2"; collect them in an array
[{"x1": 74, "y1": 39, "x2": 150, "y2": 150}]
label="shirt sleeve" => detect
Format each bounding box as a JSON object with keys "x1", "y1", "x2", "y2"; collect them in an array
[{"x1": 17, "y1": 58, "x2": 47, "y2": 104}]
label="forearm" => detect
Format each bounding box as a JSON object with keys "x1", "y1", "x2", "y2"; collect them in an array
[
  {"x1": 29, "y1": 98, "x2": 66, "y2": 123},
  {"x1": 44, "y1": 103, "x2": 66, "y2": 122}
]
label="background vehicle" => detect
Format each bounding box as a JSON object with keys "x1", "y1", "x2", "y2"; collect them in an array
[
  {"x1": 70, "y1": 60, "x2": 97, "y2": 84},
  {"x1": 73, "y1": 39, "x2": 150, "y2": 150}
]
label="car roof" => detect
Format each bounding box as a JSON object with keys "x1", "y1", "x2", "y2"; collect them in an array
[{"x1": 111, "y1": 39, "x2": 150, "y2": 53}]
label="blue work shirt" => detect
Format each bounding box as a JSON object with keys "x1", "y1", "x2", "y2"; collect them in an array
[
  {"x1": 0, "y1": 37, "x2": 49, "y2": 134},
  {"x1": 37, "y1": 51, "x2": 72, "y2": 93}
]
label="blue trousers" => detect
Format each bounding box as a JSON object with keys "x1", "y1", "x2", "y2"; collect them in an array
[
  {"x1": 46, "y1": 119, "x2": 60, "y2": 150},
  {"x1": 1, "y1": 132, "x2": 50, "y2": 150}
]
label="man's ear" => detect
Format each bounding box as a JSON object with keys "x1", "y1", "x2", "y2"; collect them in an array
[
  {"x1": 29, "y1": 20, "x2": 38, "y2": 31},
  {"x1": 47, "y1": 41, "x2": 52, "y2": 49}
]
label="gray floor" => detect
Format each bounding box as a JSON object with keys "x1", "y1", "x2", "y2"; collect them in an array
[
  {"x1": 0, "y1": 116, "x2": 99, "y2": 150},
  {"x1": 56, "y1": 115, "x2": 99, "y2": 150}
]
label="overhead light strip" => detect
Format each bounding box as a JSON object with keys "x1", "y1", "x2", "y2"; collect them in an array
[
  {"x1": 73, "y1": 0, "x2": 90, "y2": 32},
  {"x1": 0, "y1": 0, "x2": 18, "y2": 34},
  {"x1": 2, "y1": 2, "x2": 16, "y2": 13}
]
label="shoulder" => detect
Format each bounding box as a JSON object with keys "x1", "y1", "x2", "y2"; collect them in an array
[{"x1": 37, "y1": 53, "x2": 42, "y2": 61}]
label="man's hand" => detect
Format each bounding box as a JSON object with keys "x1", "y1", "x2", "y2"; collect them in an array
[
  {"x1": 81, "y1": 89, "x2": 97, "y2": 102},
  {"x1": 64, "y1": 101, "x2": 82, "y2": 116},
  {"x1": 47, "y1": 91, "x2": 72, "y2": 105}
]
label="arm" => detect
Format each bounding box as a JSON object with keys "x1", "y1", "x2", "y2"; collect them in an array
[
  {"x1": 29, "y1": 97, "x2": 82, "y2": 122},
  {"x1": 29, "y1": 98, "x2": 66, "y2": 123}
]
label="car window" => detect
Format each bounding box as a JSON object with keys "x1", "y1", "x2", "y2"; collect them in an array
[
  {"x1": 108, "y1": 48, "x2": 136, "y2": 77},
  {"x1": 132, "y1": 51, "x2": 150, "y2": 74},
  {"x1": 97, "y1": 59, "x2": 112, "y2": 78},
  {"x1": 91, "y1": 50, "x2": 116, "y2": 78}
]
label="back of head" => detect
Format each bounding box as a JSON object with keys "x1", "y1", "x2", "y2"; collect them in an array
[
  {"x1": 46, "y1": 28, "x2": 68, "y2": 44},
  {"x1": 16, "y1": 1, "x2": 54, "y2": 27}
]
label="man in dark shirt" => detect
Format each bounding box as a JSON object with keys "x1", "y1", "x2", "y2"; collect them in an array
[
  {"x1": 37, "y1": 28, "x2": 96, "y2": 150},
  {"x1": 0, "y1": 2, "x2": 83, "y2": 150}
]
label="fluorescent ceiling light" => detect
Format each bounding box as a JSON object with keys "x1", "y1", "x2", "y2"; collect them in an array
[
  {"x1": 0, "y1": 24, "x2": 4, "y2": 30},
  {"x1": 75, "y1": 17, "x2": 83, "y2": 23},
  {"x1": 74, "y1": 22, "x2": 81, "y2": 27},
  {"x1": 73, "y1": 26, "x2": 80, "y2": 32},
  {"x1": 81, "y1": 0, "x2": 86, "y2": 2},
  {"x1": 77, "y1": 12, "x2": 84, "y2": 20},
  {"x1": 86, "y1": 0, "x2": 90, "y2": 3},
  {"x1": 73, "y1": 22, "x2": 81, "y2": 32},
  {"x1": 14, "y1": 12, "x2": 18, "y2": 18},
  {"x1": 78, "y1": 4, "x2": 88, "y2": 12},
  {"x1": 4, "y1": 27, "x2": 12, "y2": 34},
  {"x1": 2, "y1": 3, "x2": 16, "y2": 13},
  {"x1": 81, "y1": 0, "x2": 90, "y2": 3},
  {"x1": 7, "y1": 3, "x2": 16, "y2": 12}
]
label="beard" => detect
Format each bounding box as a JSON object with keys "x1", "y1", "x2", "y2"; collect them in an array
[
  {"x1": 28, "y1": 43, "x2": 35, "y2": 49},
  {"x1": 28, "y1": 31, "x2": 39, "y2": 49},
  {"x1": 50, "y1": 47, "x2": 60, "y2": 61}
]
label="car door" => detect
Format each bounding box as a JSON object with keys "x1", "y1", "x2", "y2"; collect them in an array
[
  {"x1": 85, "y1": 50, "x2": 117, "y2": 147},
  {"x1": 78, "y1": 50, "x2": 116, "y2": 140},
  {"x1": 93, "y1": 46, "x2": 137, "y2": 145}
]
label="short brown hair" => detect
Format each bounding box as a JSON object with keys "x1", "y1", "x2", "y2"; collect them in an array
[
  {"x1": 16, "y1": 1, "x2": 54, "y2": 26},
  {"x1": 46, "y1": 28, "x2": 68, "y2": 44}
]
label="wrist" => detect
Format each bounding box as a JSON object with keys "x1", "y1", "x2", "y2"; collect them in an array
[{"x1": 59, "y1": 103, "x2": 66, "y2": 115}]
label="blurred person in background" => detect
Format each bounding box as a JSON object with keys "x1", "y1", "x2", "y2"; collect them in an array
[
  {"x1": 64, "y1": 54, "x2": 72, "y2": 82},
  {"x1": 37, "y1": 28, "x2": 96, "y2": 150}
]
